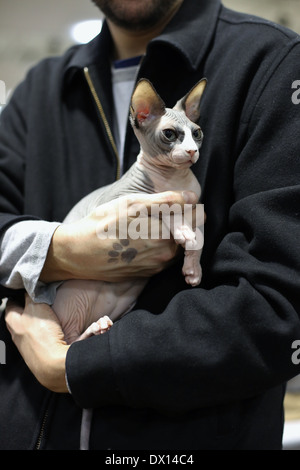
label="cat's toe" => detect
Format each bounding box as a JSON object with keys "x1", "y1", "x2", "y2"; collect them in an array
[
  {"x1": 97, "y1": 316, "x2": 113, "y2": 333},
  {"x1": 191, "y1": 276, "x2": 201, "y2": 286},
  {"x1": 183, "y1": 267, "x2": 194, "y2": 276},
  {"x1": 184, "y1": 265, "x2": 202, "y2": 287}
]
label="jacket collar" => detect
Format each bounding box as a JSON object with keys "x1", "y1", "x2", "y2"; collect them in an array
[
  {"x1": 66, "y1": 20, "x2": 112, "y2": 72},
  {"x1": 149, "y1": 0, "x2": 221, "y2": 71},
  {"x1": 65, "y1": 0, "x2": 221, "y2": 75}
]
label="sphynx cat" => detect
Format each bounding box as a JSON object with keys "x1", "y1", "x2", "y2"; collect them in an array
[{"x1": 52, "y1": 78, "x2": 207, "y2": 344}]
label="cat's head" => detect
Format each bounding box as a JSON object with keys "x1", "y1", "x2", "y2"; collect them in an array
[{"x1": 130, "y1": 78, "x2": 207, "y2": 169}]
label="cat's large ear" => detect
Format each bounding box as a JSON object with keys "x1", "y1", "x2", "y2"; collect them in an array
[
  {"x1": 174, "y1": 78, "x2": 207, "y2": 123},
  {"x1": 130, "y1": 79, "x2": 166, "y2": 128}
]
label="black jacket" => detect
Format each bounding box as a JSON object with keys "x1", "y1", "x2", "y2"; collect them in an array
[{"x1": 0, "y1": 0, "x2": 300, "y2": 449}]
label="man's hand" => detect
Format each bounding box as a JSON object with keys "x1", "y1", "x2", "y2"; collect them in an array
[
  {"x1": 5, "y1": 294, "x2": 69, "y2": 393},
  {"x1": 40, "y1": 190, "x2": 198, "y2": 283}
]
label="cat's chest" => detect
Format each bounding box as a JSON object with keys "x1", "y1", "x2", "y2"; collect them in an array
[
  {"x1": 125, "y1": 162, "x2": 201, "y2": 200},
  {"x1": 150, "y1": 169, "x2": 201, "y2": 199}
]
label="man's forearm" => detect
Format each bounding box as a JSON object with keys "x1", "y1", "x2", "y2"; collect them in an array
[{"x1": 39, "y1": 223, "x2": 76, "y2": 283}]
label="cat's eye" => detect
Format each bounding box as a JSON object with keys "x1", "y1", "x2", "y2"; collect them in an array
[
  {"x1": 193, "y1": 128, "x2": 203, "y2": 140},
  {"x1": 162, "y1": 129, "x2": 177, "y2": 142}
]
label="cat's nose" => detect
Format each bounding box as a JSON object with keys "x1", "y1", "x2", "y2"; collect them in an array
[{"x1": 186, "y1": 150, "x2": 197, "y2": 161}]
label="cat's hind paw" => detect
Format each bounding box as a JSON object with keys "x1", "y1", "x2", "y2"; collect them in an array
[
  {"x1": 182, "y1": 255, "x2": 202, "y2": 287},
  {"x1": 78, "y1": 316, "x2": 113, "y2": 341}
]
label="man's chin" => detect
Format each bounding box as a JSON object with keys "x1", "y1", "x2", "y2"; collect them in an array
[{"x1": 91, "y1": 0, "x2": 182, "y2": 31}]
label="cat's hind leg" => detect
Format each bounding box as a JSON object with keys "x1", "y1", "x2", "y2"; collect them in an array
[
  {"x1": 182, "y1": 248, "x2": 202, "y2": 286},
  {"x1": 172, "y1": 223, "x2": 203, "y2": 287}
]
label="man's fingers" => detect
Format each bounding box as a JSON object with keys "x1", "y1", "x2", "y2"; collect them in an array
[
  {"x1": 5, "y1": 299, "x2": 23, "y2": 320},
  {"x1": 5, "y1": 299, "x2": 23, "y2": 315},
  {"x1": 126, "y1": 190, "x2": 198, "y2": 211}
]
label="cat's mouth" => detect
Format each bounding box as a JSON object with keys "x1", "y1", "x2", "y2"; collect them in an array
[
  {"x1": 171, "y1": 150, "x2": 199, "y2": 166},
  {"x1": 170, "y1": 155, "x2": 198, "y2": 167}
]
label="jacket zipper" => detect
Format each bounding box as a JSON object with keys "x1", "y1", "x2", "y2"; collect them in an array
[
  {"x1": 83, "y1": 66, "x2": 121, "y2": 180},
  {"x1": 35, "y1": 407, "x2": 49, "y2": 449}
]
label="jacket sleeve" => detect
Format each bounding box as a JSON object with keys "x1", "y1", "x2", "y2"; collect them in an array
[
  {"x1": 66, "y1": 44, "x2": 300, "y2": 412},
  {"x1": 0, "y1": 80, "x2": 42, "y2": 300},
  {"x1": 0, "y1": 82, "x2": 28, "y2": 220}
]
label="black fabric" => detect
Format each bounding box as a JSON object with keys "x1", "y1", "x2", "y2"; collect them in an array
[{"x1": 0, "y1": 0, "x2": 299, "y2": 449}]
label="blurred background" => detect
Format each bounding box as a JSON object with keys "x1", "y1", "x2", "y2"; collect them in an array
[
  {"x1": 0, "y1": 0, "x2": 300, "y2": 449},
  {"x1": 0, "y1": 0, "x2": 300, "y2": 97}
]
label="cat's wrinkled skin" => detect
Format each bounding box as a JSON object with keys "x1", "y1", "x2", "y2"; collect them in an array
[
  {"x1": 54, "y1": 278, "x2": 144, "y2": 343},
  {"x1": 52, "y1": 78, "x2": 207, "y2": 343}
]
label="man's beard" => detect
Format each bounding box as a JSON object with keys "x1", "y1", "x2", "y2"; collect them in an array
[{"x1": 91, "y1": 0, "x2": 182, "y2": 31}]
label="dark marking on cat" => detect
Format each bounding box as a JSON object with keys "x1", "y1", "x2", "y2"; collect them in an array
[
  {"x1": 139, "y1": 169, "x2": 154, "y2": 191},
  {"x1": 134, "y1": 116, "x2": 140, "y2": 129}
]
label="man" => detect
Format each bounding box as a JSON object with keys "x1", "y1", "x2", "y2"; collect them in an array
[{"x1": 1, "y1": 0, "x2": 300, "y2": 449}]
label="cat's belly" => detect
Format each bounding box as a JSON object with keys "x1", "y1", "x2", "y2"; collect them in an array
[{"x1": 52, "y1": 278, "x2": 146, "y2": 344}]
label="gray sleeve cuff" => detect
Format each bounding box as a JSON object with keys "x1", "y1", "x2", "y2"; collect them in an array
[{"x1": 0, "y1": 220, "x2": 61, "y2": 304}]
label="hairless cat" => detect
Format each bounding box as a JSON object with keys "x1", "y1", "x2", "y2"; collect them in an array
[{"x1": 52, "y1": 78, "x2": 207, "y2": 344}]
